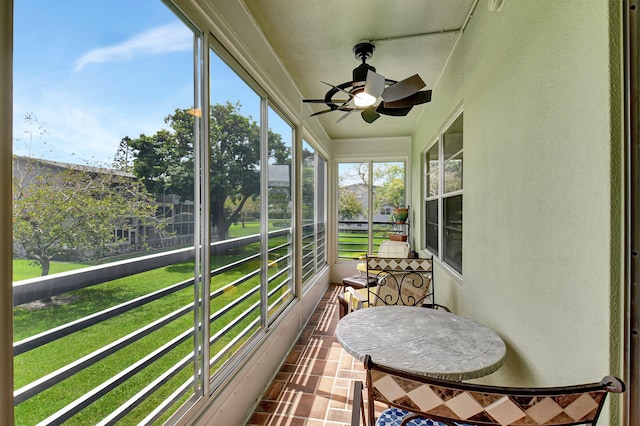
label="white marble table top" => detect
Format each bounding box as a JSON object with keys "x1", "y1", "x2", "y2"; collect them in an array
[{"x1": 335, "y1": 306, "x2": 506, "y2": 380}]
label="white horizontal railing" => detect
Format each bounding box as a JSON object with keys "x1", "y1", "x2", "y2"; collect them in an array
[{"x1": 12, "y1": 229, "x2": 293, "y2": 424}]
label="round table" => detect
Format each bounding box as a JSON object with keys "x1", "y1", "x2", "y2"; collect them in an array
[{"x1": 335, "y1": 306, "x2": 506, "y2": 380}]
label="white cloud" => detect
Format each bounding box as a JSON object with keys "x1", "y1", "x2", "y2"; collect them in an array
[{"x1": 74, "y1": 22, "x2": 192, "y2": 72}]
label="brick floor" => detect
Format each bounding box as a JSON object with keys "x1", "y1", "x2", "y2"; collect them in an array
[{"x1": 246, "y1": 284, "x2": 381, "y2": 426}]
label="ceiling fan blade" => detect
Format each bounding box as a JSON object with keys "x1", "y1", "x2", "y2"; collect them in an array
[
  {"x1": 303, "y1": 98, "x2": 349, "y2": 104},
  {"x1": 376, "y1": 103, "x2": 413, "y2": 116},
  {"x1": 364, "y1": 70, "x2": 385, "y2": 98},
  {"x1": 321, "y1": 81, "x2": 355, "y2": 98},
  {"x1": 310, "y1": 108, "x2": 337, "y2": 117},
  {"x1": 381, "y1": 74, "x2": 426, "y2": 103},
  {"x1": 309, "y1": 104, "x2": 355, "y2": 117},
  {"x1": 361, "y1": 106, "x2": 380, "y2": 123},
  {"x1": 382, "y1": 90, "x2": 432, "y2": 109},
  {"x1": 336, "y1": 111, "x2": 353, "y2": 123}
]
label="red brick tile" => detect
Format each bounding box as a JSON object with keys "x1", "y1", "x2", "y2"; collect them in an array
[
  {"x1": 293, "y1": 394, "x2": 330, "y2": 420},
  {"x1": 333, "y1": 378, "x2": 351, "y2": 388},
  {"x1": 327, "y1": 347, "x2": 342, "y2": 361},
  {"x1": 328, "y1": 386, "x2": 349, "y2": 409},
  {"x1": 265, "y1": 415, "x2": 307, "y2": 426},
  {"x1": 337, "y1": 369, "x2": 365, "y2": 380},
  {"x1": 256, "y1": 399, "x2": 281, "y2": 414},
  {"x1": 316, "y1": 376, "x2": 335, "y2": 394},
  {"x1": 264, "y1": 380, "x2": 286, "y2": 400},
  {"x1": 301, "y1": 345, "x2": 330, "y2": 361},
  {"x1": 285, "y1": 349, "x2": 303, "y2": 365},
  {"x1": 287, "y1": 372, "x2": 320, "y2": 393},
  {"x1": 246, "y1": 411, "x2": 270, "y2": 425},
  {"x1": 275, "y1": 371, "x2": 292, "y2": 381},
  {"x1": 327, "y1": 408, "x2": 352, "y2": 423},
  {"x1": 338, "y1": 355, "x2": 355, "y2": 370},
  {"x1": 249, "y1": 285, "x2": 367, "y2": 425}
]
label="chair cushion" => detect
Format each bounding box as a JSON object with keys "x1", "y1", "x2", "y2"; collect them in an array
[
  {"x1": 342, "y1": 275, "x2": 377, "y2": 288},
  {"x1": 376, "y1": 407, "x2": 455, "y2": 426},
  {"x1": 342, "y1": 287, "x2": 370, "y2": 310}
]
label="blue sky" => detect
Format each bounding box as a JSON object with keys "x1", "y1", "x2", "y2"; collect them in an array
[{"x1": 13, "y1": 0, "x2": 273, "y2": 166}]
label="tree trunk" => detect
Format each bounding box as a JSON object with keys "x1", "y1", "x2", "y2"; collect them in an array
[
  {"x1": 39, "y1": 257, "x2": 53, "y2": 303},
  {"x1": 41, "y1": 257, "x2": 50, "y2": 276}
]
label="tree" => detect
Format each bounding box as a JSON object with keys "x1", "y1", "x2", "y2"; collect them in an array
[
  {"x1": 127, "y1": 102, "x2": 290, "y2": 240},
  {"x1": 338, "y1": 191, "x2": 364, "y2": 221},
  {"x1": 13, "y1": 158, "x2": 161, "y2": 277},
  {"x1": 301, "y1": 147, "x2": 316, "y2": 221},
  {"x1": 226, "y1": 196, "x2": 259, "y2": 228},
  {"x1": 374, "y1": 163, "x2": 405, "y2": 209},
  {"x1": 112, "y1": 136, "x2": 134, "y2": 172}
]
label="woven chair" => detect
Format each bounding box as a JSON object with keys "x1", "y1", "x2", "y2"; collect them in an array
[{"x1": 351, "y1": 355, "x2": 625, "y2": 426}]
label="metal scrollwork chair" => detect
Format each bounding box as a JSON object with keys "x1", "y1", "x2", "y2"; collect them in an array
[
  {"x1": 339, "y1": 256, "x2": 434, "y2": 317},
  {"x1": 352, "y1": 355, "x2": 625, "y2": 426}
]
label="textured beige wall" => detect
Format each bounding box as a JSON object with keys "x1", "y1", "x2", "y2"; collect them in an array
[
  {"x1": 411, "y1": 33, "x2": 466, "y2": 314},
  {"x1": 412, "y1": 0, "x2": 623, "y2": 396}
]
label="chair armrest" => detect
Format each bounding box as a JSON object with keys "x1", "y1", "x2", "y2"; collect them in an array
[
  {"x1": 351, "y1": 380, "x2": 365, "y2": 426},
  {"x1": 345, "y1": 286, "x2": 368, "y2": 311}
]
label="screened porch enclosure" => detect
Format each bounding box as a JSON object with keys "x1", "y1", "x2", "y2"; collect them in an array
[{"x1": 3, "y1": 0, "x2": 632, "y2": 425}]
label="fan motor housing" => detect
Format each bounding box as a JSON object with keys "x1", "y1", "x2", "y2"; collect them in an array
[
  {"x1": 352, "y1": 42, "x2": 376, "y2": 83},
  {"x1": 353, "y1": 63, "x2": 375, "y2": 82},
  {"x1": 353, "y1": 41, "x2": 375, "y2": 61}
]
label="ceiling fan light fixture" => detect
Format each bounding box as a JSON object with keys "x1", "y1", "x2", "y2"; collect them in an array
[
  {"x1": 302, "y1": 41, "x2": 432, "y2": 124},
  {"x1": 353, "y1": 91, "x2": 377, "y2": 107}
]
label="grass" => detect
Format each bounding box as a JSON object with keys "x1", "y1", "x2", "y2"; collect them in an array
[
  {"x1": 13, "y1": 259, "x2": 91, "y2": 281},
  {"x1": 338, "y1": 230, "x2": 393, "y2": 259},
  {"x1": 12, "y1": 222, "x2": 293, "y2": 425}
]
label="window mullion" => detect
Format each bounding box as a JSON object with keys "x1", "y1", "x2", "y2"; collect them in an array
[
  {"x1": 368, "y1": 161, "x2": 374, "y2": 255},
  {"x1": 197, "y1": 29, "x2": 210, "y2": 398},
  {"x1": 438, "y1": 134, "x2": 445, "y2": 264},
  {"x1": 259, "y1": 97, "x2": 269, "y2": 328}
]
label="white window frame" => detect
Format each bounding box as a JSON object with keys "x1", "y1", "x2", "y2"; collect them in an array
[{"x1": 423, "y1": 109, "x2": 463, "y2": 278}]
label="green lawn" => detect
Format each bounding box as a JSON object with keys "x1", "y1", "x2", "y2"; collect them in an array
[{"x1": 12, "y1": 222, "x2": 291, "y2": 425}]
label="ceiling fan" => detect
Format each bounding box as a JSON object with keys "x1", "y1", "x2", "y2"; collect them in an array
[{"x1": 303, "y1": 41, "x2": 432, "y2": 124}]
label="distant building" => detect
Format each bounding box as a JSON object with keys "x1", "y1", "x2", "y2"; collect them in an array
[{"x1": 11, "y1": 155, "x2": 195, "y2": 258}]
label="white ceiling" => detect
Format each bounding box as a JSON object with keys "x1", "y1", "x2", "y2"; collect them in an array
[{"x1": 243, "y1": 0, "x2": 476, "y2": 140}]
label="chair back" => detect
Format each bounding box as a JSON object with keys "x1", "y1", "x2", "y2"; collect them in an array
[
  {"x1": 377, "y1": 240, "x2": 410, "y2": 258},
  {"x1": 366, "y1": 257, "x2": 433, "y2": 307},
  {"x1": 361, "y1": 355, "x2": 624, "y2": 426}
]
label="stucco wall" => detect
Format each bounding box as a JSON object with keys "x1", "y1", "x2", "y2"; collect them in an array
[
  {"x1": 413, "y1": 0, "x2": 623, "y2": 396},
  {"x1": 412, "y1": 32, "x2": 466, "y2": 314}
]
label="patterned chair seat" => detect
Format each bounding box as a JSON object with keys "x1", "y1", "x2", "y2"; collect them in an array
[
  {"x1": 376, "y1": 407, "x2": 459, "y2": 426},
  {"x1": 352, "y1": 355, "x2": 625, "y2": 426}
]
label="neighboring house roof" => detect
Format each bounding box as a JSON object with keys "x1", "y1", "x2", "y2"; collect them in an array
[{"x1": 13, "y1": 155, "x2": 134, "y2": 178}]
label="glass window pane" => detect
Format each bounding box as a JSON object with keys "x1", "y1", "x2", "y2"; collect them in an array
[
  {"x1": 302, "y1": 141, "x2": 316, "y2": 284},
  {"x1": 443, "y1": 195, "x2": 463, "y2": 274},
  {"x1": 208, "y1": 47, "x2": 262, "y2": 375},
  {"x1": 338, "y1": 162, "x2": 368, "y2": 259},
  {"x1": 267, "y1": 107, "x2": 293, "y2": 317},
  {"x1": 316, "y1": 153, "x2": 327, "y2": 267},
  {"x1": 425, "y1": 199, "x2": 439, "y2": 255},
  {"x1": 13, "y1": 1, "x2": 200, "y2": 423},
  {"x1": 443, "y1": 152, "x2": 463, "y2": 193},
  {"x1": 373, "y1": 162, "x2": 405, "y2": 246},
  {"x1": 426, "y1": 144, "x2": 439, "y2": 197},
  {"x1": 443, "y1": 115, "x2": 463, "y2": 161}
]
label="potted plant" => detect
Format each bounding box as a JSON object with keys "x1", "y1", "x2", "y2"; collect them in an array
[
  {"x1": 389, "y1": 205, "x2": 409, "y2": 241},
  {"x1": 392, "y1": 206, "x2": 409, "y2": 224}
]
